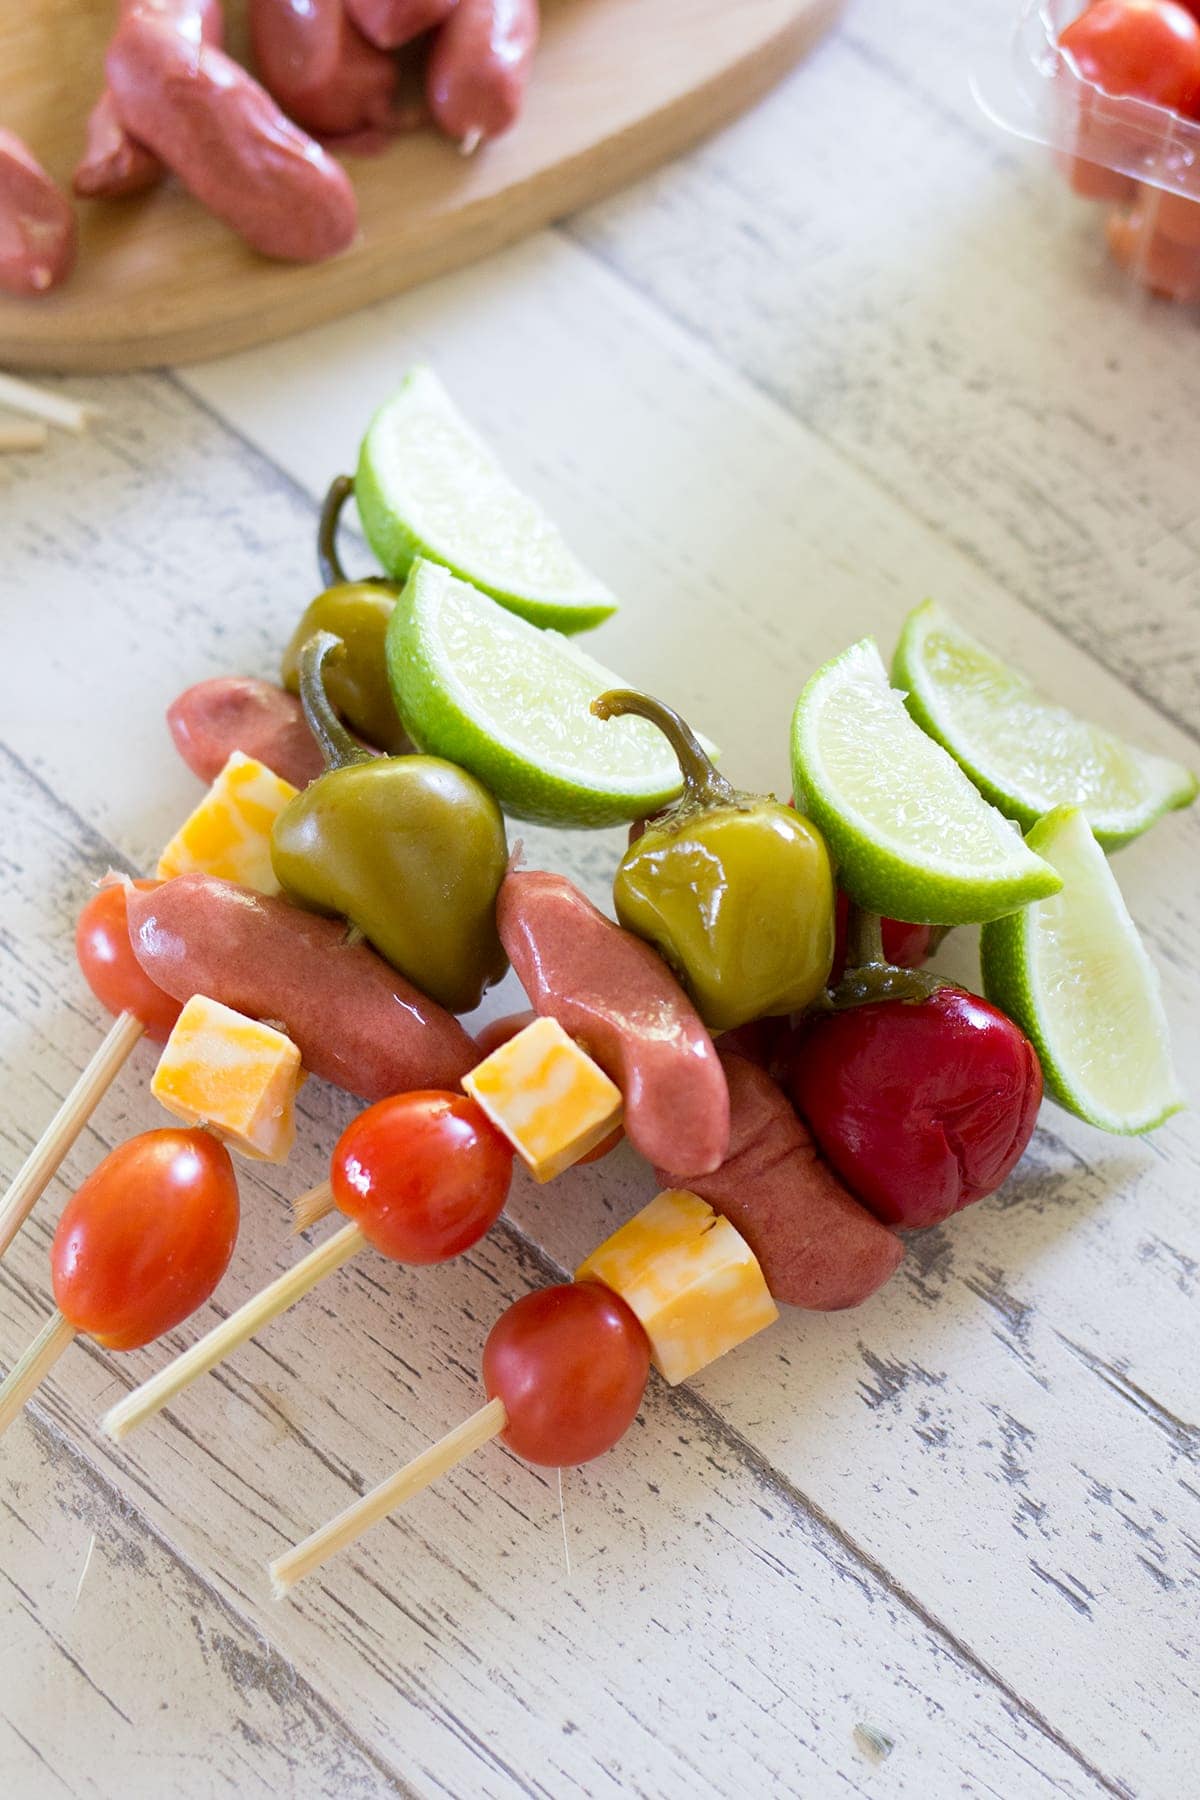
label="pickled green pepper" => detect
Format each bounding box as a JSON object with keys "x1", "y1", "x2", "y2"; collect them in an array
[
  {"x1": 271, "y1": 631, "x2": 509, "y2": 1015},
  {"x1": 281, "y1": 584, "x2": 408, "y2": 755},
  {"x1": 592, "y1": 690, "x2": 836, "y2": 1033}
]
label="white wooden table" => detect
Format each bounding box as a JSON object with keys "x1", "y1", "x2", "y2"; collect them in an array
[{"x1": 2, "y1": 3, "x2": 1197, "y2": 1795}]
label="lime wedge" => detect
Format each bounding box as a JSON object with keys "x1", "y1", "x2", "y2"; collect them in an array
[
  {"x1": 894, "y1": 600, "x2": 1196, "y2": 850},
  {"x1": 981, "y1": 808, "x2": 1183, "y2": 1133},
  {"x1": 790, "y1": 638, "x2": 1061, "y2": 924},
  {"x1": 356, "y1": 367, "x2": 615, "y2": 635},
  {"x1": 387, "y1": 561, "x2": 710, "y2": 827}
]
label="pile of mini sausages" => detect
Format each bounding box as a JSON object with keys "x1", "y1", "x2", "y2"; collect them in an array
[{"x1": 0, "y1": 0, "x2": 539, "y2": 297}]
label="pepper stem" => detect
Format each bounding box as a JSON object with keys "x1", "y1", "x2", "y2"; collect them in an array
[
  {"x1": 298, "y1": 632, "x2": 372, "y2": 772},
  {"x1": 846, "y1": 902, "x2": 885, "y2": 970},
  {"x1": 590, "y1": 690, "x2": 735, "y2": 808},
  {"x1": 317, "y1": 475, "x2": 354, "y2": 588},
  {"x1": 832, "y1": 901, "x2": 950, "y2": 1010},
  {"x1": 316, "y1": 474, "x2": 394, "y2": 593}
]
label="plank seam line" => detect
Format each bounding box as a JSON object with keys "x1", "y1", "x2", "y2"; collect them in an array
[
  {"x1": 552, "y1": 224, "x2": 1200, "y2": 754},
  {"x1": 17, "y1": 1404, "x2": 420, "y2": 1800},
  {"x1": 484, "y1": 1218, "x2": 1130, "y2": 1800}
]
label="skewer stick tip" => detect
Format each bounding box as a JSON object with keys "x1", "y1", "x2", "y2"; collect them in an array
[
  {"x1": 290, "y1": 1180, "x2": 335, "y2": 1235},
  {"x1": 269, "y1": 1395, "x2": 507, "y2": 1598},
  {"x1": 0, "y1": 1311, "x2": 76, "y2": 1437}
]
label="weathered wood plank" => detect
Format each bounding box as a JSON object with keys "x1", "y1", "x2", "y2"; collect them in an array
[
  {"x1": 0, "y1": 1407, "x2": 409, "y2": 1800},
  {"x1": 0, "y1": 737, "x2": 1108, "y2": 1799},
  {"x1": 564, "y1": 0, "x2": 1200, "y2": 738}
]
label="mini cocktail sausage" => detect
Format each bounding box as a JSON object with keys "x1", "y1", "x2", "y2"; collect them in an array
[
  {"x1": 0, "y1": 130, "x2": 76, "y2": 296},
  {"x1": 497, "y1": 870, "x2": 729, "y2": 1177},
  {"x1": 106, "y1": 17, "x2": 358, "y2": 261},
  {"x1": 126, "y1": 873, "x2": 478, "y2": 1099},
  {"x1": 167, "y1": 677, "x2": 327, "y2": 789},
  {"x1": 248, "y1": 0, "x2": 400, "y2": 137},
  {"x1": 345, "y1": 0, "x2": 456, "y2": 49},
  {"x1": 660, "y1": 1052, "x2": 904, "y2": 1312},
  {"x1": 426, "y1": 0, "x2": 539, "y2": 145},
  {"x1": 74, "y1": 0, "x2": 224, "y2": 200}
]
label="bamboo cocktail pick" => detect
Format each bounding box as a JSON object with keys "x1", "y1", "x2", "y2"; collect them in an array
[
  {"x1": 0, "y1": 1012, "x2": 146, "y2": 1259},
  {"x1": 269, "y1": 1399, "x2": 507, "y2": 1597},
  {"x1": 102, "y1": 1200, "x2": 357, "y2": 1441}
]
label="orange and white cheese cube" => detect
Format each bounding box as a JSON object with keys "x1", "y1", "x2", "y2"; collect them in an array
[
  {"x1": 151, "y1": 994, "x2": 303, "y2": 1163},
  {"x1": 156, "y1": 751, "x2": 297, "y2": 895},
  {"x1": 463, "y1": 1016, "x2": 623, "y2": 1183},
  {"x1": 577, "y1": 1189, "x2": 778, "y2": 1385}
]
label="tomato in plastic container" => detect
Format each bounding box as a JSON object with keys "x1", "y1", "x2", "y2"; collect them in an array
[{"x1": 975, "y1": 1, "x2": 1200, "y2": 300}]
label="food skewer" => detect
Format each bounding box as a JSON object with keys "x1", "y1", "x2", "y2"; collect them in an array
[
  {"x1": 0, "y1": 372, "x2": 100, "y2": 434},
  {"x1": 0, "y1": 882, "x2": 181, "y2": 1261},
  {"x1": 0, "y1": 746, "x2": 301, "y2": 1264},
  {"x1": 102, "y1": 1091, "x2": 514, "y2": 1441},
  {"x1": 271, "y1": 1188, "x2": 783, "y2": 1595},
  {"x1": 0, "y1": 1128, "x2": 240, "y2": 1437},
  {"x1": 0, "y1": 417, "x2": 49, "y2": 453}
]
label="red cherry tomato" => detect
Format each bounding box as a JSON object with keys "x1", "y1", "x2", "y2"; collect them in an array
[
  {"x1": 75, "y1": 880, "x2": 182, "y2": 1041},
  {"x1": 331, "y1": 1091, "x2": 513, "y2": 1263},
  {"x1": 1108, "y1": 202, "x2": 1200, "y2": 295},
  {"x1": 51, "y1": 1129, "x2": 239, "y2": 1351},
  {"x1": 789, "y1": 987, "x2": 1043, "y2": 1231},
  {"x1": 482, "y1": 1282, "x2": 650, "y2": 1467},
  {"x1": 1059, "y1": 1, "x2": 1200, "y2": 113}
]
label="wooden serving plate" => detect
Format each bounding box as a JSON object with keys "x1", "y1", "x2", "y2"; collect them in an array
[{"x1": 0, "y1": 0, "x2": 837, "y2": 371}]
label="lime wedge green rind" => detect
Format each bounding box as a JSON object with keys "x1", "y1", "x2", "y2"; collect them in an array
[
  {"x1": 981, "y1": 808, "x2": 1183, "y2": 1135},
  {"x1": 790, "y1": 638, "x2": 1062, "y2": 926},
  {"x1": 386, "y1": 561, "x2": 712, "y2": 829},
  {"x1": 893, "y1": 600, "x2": 1197, "y2": 851},
  {"x1": 356, "y1": 366, "x2": 616, "y2": 635}
]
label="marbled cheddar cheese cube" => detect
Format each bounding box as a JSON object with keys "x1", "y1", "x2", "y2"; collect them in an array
[
  {"x1": 156, "y1": 751, "x2": 297, "y2": 895},
  {"x1": 152, "y1": 994, "x2": 303, "y2": 1162},
  {"x1": 463, "y1": 1016, "x2": 623, "y2": 1183},
  {"x1": 577, "y1": 1189, "x2": 778, "y2": 1385}
]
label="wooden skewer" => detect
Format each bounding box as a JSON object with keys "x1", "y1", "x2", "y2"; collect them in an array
[
  {"x1": 0, "y1": 372, "x2": 100, "y2": 434},
  {"x1": 269, "y1": 1397, "x2": 507, "y2": 1597},
  {"x1": 291, "y1": 1180, "x2": 335, "y2": 1234},
  {"x1": 0, "y1": 1311, "x2": 76, "y2": 1436},
  {"x1": 0, "y1": 419, "x2": 49, "y2": 453},
  {"x1": 0, "y1": 1011, "x2": 145, "y2": 1261},
  {"x1": 102, "y1": 1220, "x2": 366, "y2": 1441}
]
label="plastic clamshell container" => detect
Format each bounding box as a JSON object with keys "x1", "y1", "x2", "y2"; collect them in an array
[{"x1": 976, "y1": 1, "x2": 1200, "y2": 300}]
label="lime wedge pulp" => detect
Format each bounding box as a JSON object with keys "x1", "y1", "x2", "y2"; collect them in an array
[
  {"x1": 790, "y1": 638, "x2": 1061, "y2": 925},
  {"x1": 893, "y1": 600, "x2": 1196, "y2": 850},
  {"x1": 386, "y1": 561, "x2": 712, "y2": 828},
  {"x1": 981, "y1": 808, "x2": 1183, "y2": 1134},
  {"x1": 356, "y1": 366, "x2": 616, "y2": 635}
]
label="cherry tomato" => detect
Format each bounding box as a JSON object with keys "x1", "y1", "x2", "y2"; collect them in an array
[
  {"x1": 51, "y1": 1129, "x2": 239, "y2": 1351},
  {"x1": 1059, "y1": 1, "x2": 1200, "y2": 113},
  {"x1": 75, "y1": 880, "x2": 182, "y2": 1041},
  {"x1": 1107, "y1": 203, "x2": 1200, "y2": 295},
  {"x1": 331, "y1": 1091, "x2": 513, "y2": 1263},
  {"x1": 482, "y1": 1282, "x2": 650, "y2": 1466}
]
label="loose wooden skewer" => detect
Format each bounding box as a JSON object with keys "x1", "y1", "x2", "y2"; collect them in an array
[
  {"x1": 291, "y1": 1181, "x2": 335, "y2": 1233},
  {"x1": 0, "y1": 372, "x2": 101, "y2": 434},
  {"x1": 0, "y1": 418, "x2": 49, "y2": 453},
  {"x1": 269, "y1": 1397, "x2": 507, "y2": 1597},
  {"x1": 0, "y1": 1312, "x2": 76, "y2": 1436},
  {"x1": 0, "y1": 1011, "x2": 145, "y2": 1260},
  {"x1": 102, "y1": 1214, "x2": 364, "y2": 1441}
]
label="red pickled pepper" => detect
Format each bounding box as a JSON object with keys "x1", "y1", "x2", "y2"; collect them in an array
[{"x1": 788, "y1": 986, "x2": 1043, "y2": 1232}]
